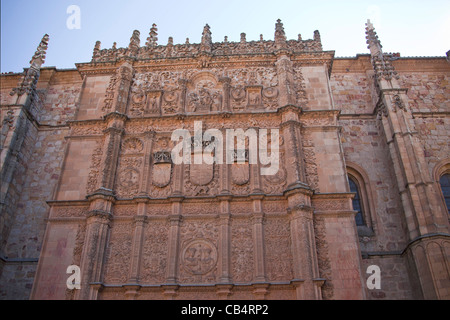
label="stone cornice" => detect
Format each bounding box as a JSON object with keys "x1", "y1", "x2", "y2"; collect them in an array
[
  {"x1": 332, "y1": 54, "x2": 450, "y2": 74},
  {"x1": 75, "y1": 50, "x2": 336, "y2": 76}
]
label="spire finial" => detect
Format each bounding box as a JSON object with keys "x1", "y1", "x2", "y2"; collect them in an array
[
  {"x1": 92, "y1": 40, "x2": 101, "y2": 60},
  {"x1": 313, "y1": 30, "x2": 322, "y2": 50},
  {"x1": 275, "y1": 19, "x2": 285, "y2": 35},
  {"x1": 146, "y1": 23, "x2": 158, "y2": 47},
  {"x1": 240, "y1": 32, "x2": 246, "y2": 43},
  {"x1": 365, "y1": 19, "x2": 382, "y2": 52},
  {"x1": 128, "y1": 30, "x2": 140, "y2": 57},
  {"x1": 365, "y1": 20, "x2": 399, "y2": 81},
  {"x1": 129, "y1": 30, "x2": 140, "y2": 48},
  {"x1": 274, "y1": 19, "x2": 287, "y2": 50},
  {"x1": 200, "y1": 23, "x2": 212, "y2": 52}
]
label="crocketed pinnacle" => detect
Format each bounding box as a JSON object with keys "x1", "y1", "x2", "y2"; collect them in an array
[
  {"x1": 365, "y1": 19, "x2": 382, "y2": 56},
  {"x1": 30, "y1": 34, "x2": 49, "y2": 69},
  {"x1": 10, "y1": 34, "x2": 49, "y2": 96},
  {"x1": 146, "y1": 23, "x2": 158, "y2": 47},
  {"x1": 365, "y1": 20, "x2": 399, "y2": 81},
  {"x1": 274, "y1": 19, "x2": 288, "y2": 51},
  {"x1": 200, "y1": 24, "x2": 212, "y2": 53}
]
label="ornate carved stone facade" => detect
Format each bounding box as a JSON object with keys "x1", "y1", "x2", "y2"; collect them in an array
[{"x1": 0, "y1": 20, "x2": 449, "y2": 300}]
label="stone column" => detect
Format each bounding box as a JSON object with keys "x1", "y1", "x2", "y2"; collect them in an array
[
  {"x1": 77, "y1": 113, "x2": 125, "y2": 299},
  {"x1": 217, "y1": 196, "x2": 232, "y2": 284},
  {"x1": 274, "y1": 19, "x2": 296, "y2": 107},
  {"x1": 251, "y1": 195, "x2": 266, "y2": 283},
  {"x1": 286, "y1": 189, "x2": 322, "y2": 300},
  {"x1": 249, "y1": 126, "x2": 263, "y2": 194},
  {"x1": 77, "y1": 62, "x2": 132, "y2": 299},
  {"x1": 172, "y1": 161, "x2": 184, "y2": 197},
  {"x1": 127, "y1": 215, "x2": 147, "y2": 284},
  {"x1": 278, "y1": 105, "x2": 307, "y2": 190},
  {"x1": 99, "y1": 124, "x2": 124, "y2": 191},
  {"x1": 277, "y1": 104, "x2": 323, "y2": 299},
  {"x1": 76, "y1": 208, "x2": 112, "y2": 300},
  {"x1": 109, "y1": 62, "x2": 134, "y2": 115},
  {"x1": 165, "y1": 201, "x2": 182, "y2": 284},
  {"x1": 275, "y1": 54, "x2": 296, "y2": 107}
]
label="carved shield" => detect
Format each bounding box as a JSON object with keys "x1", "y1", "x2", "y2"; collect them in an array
[
  {"x1": 152, "y1": 163, "x2": 172, "y2": 188},
  {"x1": 231, "y1": 163, "x2": 250, "y2": 185},
  {"x1": 190, "y1": 163, "x2": 214, "y2": 186}
]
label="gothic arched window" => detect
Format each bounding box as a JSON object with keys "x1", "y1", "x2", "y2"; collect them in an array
[
  {"x1": 348, "y1": 176, "x2": 365, "y2": 226},
  {"x1": 439, "y1": 173, "x2": 450, "y2": 215}
]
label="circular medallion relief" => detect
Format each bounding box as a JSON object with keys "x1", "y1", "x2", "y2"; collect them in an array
[{"x1": 181, "y1": 239, "x2": 217, "y2": 275}]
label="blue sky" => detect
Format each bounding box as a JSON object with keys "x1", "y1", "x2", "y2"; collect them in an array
[{"x1": 1, "y1": 0, "x2": 449, "y2": 73}]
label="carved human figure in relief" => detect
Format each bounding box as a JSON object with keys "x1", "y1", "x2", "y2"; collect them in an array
[
  {"x1": 146, "y1": 93, "x2": 160, "y2": 113},
  {"x1": 187, "y1": 78, "x2": 222, "y2": 112},
  {"x1": 249, "y1": 91, "x2": 261, "y2": 105}
]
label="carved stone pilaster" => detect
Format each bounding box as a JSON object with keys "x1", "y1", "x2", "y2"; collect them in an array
[
  {"x1": 218, "y1": 200, "x2": 231, "y2": 283},
  {"x1": 103, "y1": 62, "x2": 134, "y2": 115},
  {"x1": 287, "y1": 204, "x2": 321, "y2": 299},
  {"x1": 128, "y1": 215, "x2": 148, "y2": 283},
  {"x1": 165, "y1": 207, "x2": 182, "y2": 283},
  {"x1": 275, "y1": 47, "x2": 296, "y2": 106},
  {"x1": 99, "y1": 127, "x2": 123, "y2": 191},
  {"x1": 76, "y1": 210, "x2": 111, "y2": 300},
  {"x1": 278, "y1": 106, "x2": 307, "y2": 191},
  {"x1": 251, "y1": 197, "x2": 266, "y2": 283}
]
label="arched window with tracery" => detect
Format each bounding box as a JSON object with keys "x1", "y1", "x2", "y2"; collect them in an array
[
  {"x1": 346, "y1": 162, "x2": 376, "y2": 236},
  {"x1": 348, "y1": 176, "x2": 365, "y2": 226}
]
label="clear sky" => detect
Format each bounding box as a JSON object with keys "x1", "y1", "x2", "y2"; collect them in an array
[{"x1": 1, "y1": 0, "x2": 449, "y2": 73}]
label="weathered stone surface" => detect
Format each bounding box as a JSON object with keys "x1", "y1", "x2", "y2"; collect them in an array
[{"x1": 0, "y1": 20, "x2": 449, "y2": 300}]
